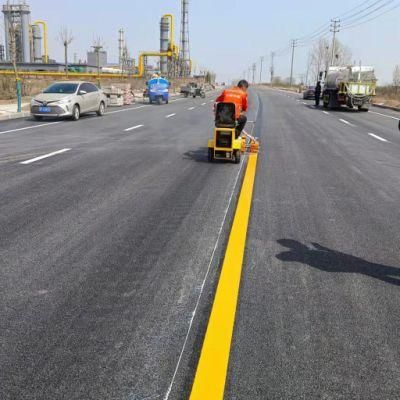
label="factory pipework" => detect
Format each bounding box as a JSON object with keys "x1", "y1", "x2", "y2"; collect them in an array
[
  {"x1": 135, "y1": 51, "x2": 173, "y2": 78},
  {"x1": 31, "y1": 24, "x2": 42, "y2": 63},
  {"x1": 33, "y1": 20, "x2": 48, "y2": 63},
  {"x1": 160, "y1": 16, "x2": 169, "y2": 75},
  {"x1": 162, "y1": 14, "x2": 179, "y2": 56},
  {"x1": 160, "y1": 13, "x2": 180, "y2": 76}
]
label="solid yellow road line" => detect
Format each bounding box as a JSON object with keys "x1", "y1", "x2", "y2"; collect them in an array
[{"x1": 189, "y1": 154, "x2": 258, "y2": 400}]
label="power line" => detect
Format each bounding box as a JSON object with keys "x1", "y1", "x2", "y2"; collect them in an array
[
  {"x1": 336, "y1": 0, "x2": 388, "y2": 20},
  {"x1": 297, "y1": 24, "x2": 331, "y2": 44},
  {"x1": 256, "y1": 0, "x2": 399, "y2": 85},
  {"x1": 341, "y1": 0, "x2": 396, "y2": 25},
  {"x1": 342, "y1": 1, "x2": 400, "y2": 29}
]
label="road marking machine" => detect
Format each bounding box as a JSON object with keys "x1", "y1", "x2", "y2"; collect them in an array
[{"x1": 208, "y1": 102, "x2": 259, "y2": 163}]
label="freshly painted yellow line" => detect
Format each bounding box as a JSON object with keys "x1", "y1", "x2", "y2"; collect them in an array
[{"x1": 189, "y1": 154, "x2": 258, "y2": 400}]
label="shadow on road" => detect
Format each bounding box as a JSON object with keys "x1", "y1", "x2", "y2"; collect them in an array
[
  {"x1": 304, "y1": 103, "x2": 369, "y2": 113},
  {"x1": 183, "y1": 148, "x2": 209, "y2": 163},
  {"x1": 276, "y1": 239, "x2": 400, "y2": 286}
]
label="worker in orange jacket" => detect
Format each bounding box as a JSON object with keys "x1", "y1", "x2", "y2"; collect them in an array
[{"x1": 215, "y1": 80, "x2": 249, "y2": 138}]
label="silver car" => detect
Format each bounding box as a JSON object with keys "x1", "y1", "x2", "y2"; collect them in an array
[{"x1": 31, "y1": 81, "x2": 107, "y2": 121}]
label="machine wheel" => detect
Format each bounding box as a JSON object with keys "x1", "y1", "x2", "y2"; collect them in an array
[
  {"x1": 234, "y1": 150, "x2": 241, "y2": 164},
  {"x1": 33, "y1": 115, "x2": 43, "y2": 121},
  {"x1": 208, "y1": 148, "x2": 214, "y2": 162},
  {"x1": 96, "y1": 101, "x2": 105, "y2": 116},
  {"x1": 358, "y1": 106, "x2": 369, "y2": 112},
  {"x1": 71, "y1": 104, "x2": 80, "y2": 121},
  {"x1": 166, "y1": 98, "x2": 169, "y2": 104}
]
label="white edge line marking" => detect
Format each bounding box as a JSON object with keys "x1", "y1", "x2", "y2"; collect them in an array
[
  {"x1": 323, "y1": 111, "x2": 330, "y2": 115},
  {"x1": 201, "y1": 102, "x2": 207, "y2": 106},
  {"x1": 0, "y1": 121, "x2": 62, "y2": 135},
  {"x1": 20, "y1": 148, "x2": 71, "y2": 164},
  {"x1": 339, "y1": 118, "x2": 355, "y2": 127},
  {"x1": 163, "y1": 156, "x2": 247, "y2": 400},
  {"x1": 188, "y1": 107, "x2": 195, "y2": 110},
  {"x1": 370, "y1": 110, "x2": 400, "y2": 121},
  {"x1": 106, "y1": 105, "x2": 147, "y2": 115},
  {"x1": 124, "y1": 124, "x2": 144, "y2": 132},
  {"x1": 368, "y1": 133, "x2": 389, "y2": 142},
  {"x1": 166, "y1": 113, "x2": 176, "y2": 118}
]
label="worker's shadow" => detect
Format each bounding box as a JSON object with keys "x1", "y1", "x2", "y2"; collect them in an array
[
  {"x1": 276, "y1": 239, "x2": 400, "y2": 286},
  {"x1": 183, "y1": 148, "x2": 209, "y2": 163}
]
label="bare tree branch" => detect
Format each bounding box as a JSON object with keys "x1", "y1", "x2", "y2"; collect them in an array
[
  {"x1": 58, "y1": 27, "x2": 73, "y2": 76},
  {"x1": 307, "y1": 38, "x2": 353, "y2": 84},
  {"x1": 58, "y1": 27, "x2": 74, "y2": 46}
]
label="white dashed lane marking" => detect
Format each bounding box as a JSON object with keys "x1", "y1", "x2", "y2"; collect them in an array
[
  {"x1": 124, "y1": 124, "x2": 144, "y2": 132},
  {"x1": 20, "y1": 148, "x2": 71, "y2": 165},
  {"x1": 339, "y1": 118, "x2": 356, "y2": 127},
  {"x1": 368, "y1": 133, "x2": 389, "y2": 142}
]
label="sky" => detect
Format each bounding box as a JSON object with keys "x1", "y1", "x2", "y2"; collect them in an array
[{"x1": 1, "y1": 0, "x2": 399, "y2": 84}]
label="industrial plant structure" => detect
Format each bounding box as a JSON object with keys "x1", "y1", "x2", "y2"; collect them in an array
[
  {"x1": 179, "y1": 0, "x2": 190, "y2": 77},
  {"x1": 2, "y1": 1, "x2": 46, "y2": 63},
  {"x1": 0, "y1": 0, "x2": 194, "y2": 79}
]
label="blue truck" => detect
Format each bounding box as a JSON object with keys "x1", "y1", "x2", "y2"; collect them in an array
[{"x1": 145, "y1": 77, "x2": 170, "y2": 105}]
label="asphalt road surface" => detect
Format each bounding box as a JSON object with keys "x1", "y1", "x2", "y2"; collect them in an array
[{"x1": 1, "y1": 88, "x2": 399, "y2": 400}]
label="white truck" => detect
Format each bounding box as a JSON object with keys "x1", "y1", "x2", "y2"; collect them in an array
[{"x1": 322, "y1": 66, "x2": 377, "y2": 111}]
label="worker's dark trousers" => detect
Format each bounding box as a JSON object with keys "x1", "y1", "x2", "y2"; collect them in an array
[
  {"x1": 236, "y1": 115, "x2": 247, "y2": 138},
  {"x1": 315, "y1": 95, "x2": 321, "y2": 106}
]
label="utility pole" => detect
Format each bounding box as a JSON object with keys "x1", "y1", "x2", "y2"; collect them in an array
[
  {"x1": 252, "y1": 63, "x2": 256, "y2": 84},
  {"x1": 259, "y1": 56, "x2": 264, "y2": 84},
  {"x1": 289, "y1": 39, "x2": 298, "y2": 87},
  {"x1": 330, "y1": 19, "x2": 340, "y2": 66},
  {"x1": 270, "y1": 51, "x2": 275, "y2": 86}
]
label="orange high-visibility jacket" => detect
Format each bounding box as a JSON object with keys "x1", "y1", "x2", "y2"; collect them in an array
[{"x1": 216, "y1": 87, "x2": 248, "y2": 119}]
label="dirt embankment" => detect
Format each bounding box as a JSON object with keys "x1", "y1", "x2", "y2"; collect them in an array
[{"x1": 375, "y1": 87, "x2": 400, "y2": 109}]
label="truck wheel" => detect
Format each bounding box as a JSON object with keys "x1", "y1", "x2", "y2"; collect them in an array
[
  {"x1": 358, "y1": 106, "x2": 369, "y2": 112},
  {"x1": 234, "y1": 150, "x2": 241, "y2": 164},
  {"x1": 208, "y1": 148, "x2": 214, "y2": 162}
]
